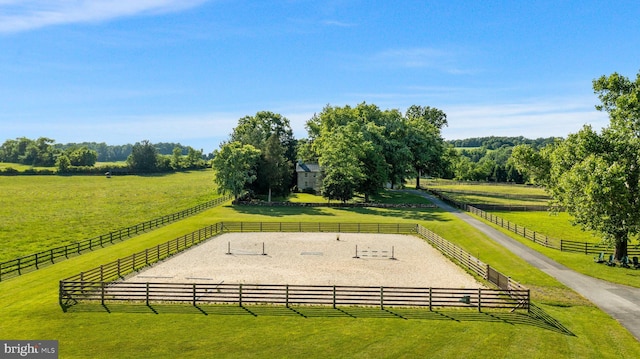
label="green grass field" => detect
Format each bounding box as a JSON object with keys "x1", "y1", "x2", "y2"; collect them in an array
[
  {"x1": 418, "y1": 182, "x2": 640, "y2": 288},
  {"x1": 1, "y1": 175, "x2": 639, "y2": 357},
  {"x1": 422, "y1": 179, "x2": 550, "y2": 206},
  {"x1": 0, "y1": 170, "x2": 219, "y2": 261}
]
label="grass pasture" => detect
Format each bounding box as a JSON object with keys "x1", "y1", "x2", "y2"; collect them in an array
[
  {"x1": 423, "y1": 180, "x2": 550, "y2": 206},
  {"x1": 1, "y1": 175, "x2": 639, "y2": 357},
  {"x1": 0, "y1": 170, "x2": 219, "y2": 262},
  {"x1": 422, "y1": 182, "x2": 640, "y2": 288}
]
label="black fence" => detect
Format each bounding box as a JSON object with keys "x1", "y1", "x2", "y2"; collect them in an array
[
  {"x1": 0, "y1": 195, "x2": 231, "y2": 282},
  {"x1": 59, "y1": 221, "x2": 529, "y2": 312},
  {"x1": 427, "y1": 189, "x2": 640, "y2": 257}
]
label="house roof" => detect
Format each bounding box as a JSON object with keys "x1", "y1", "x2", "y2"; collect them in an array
[{"x1": 295, "y1": 162, "x2": 321, "y2": 172}]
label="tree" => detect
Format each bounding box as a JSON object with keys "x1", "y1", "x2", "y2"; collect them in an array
[
  {"x1": 127, "y1": 140, "x2": 158, "y2": 171},
  {"x1": 404, "y1": 105, "x2": 448, "y2": 188},
  {"x1": 230, "y1": 111, "x2": 296, "y2": 196},
  {"x1": 170, "y1": 147, "x2": 183, "y2": 170},
  {"x1": 212, "y1": 141, "x2": 261, "y2": 200},
  {"x1": 262, "y1": 134, "x2": 291, "y2": 202},
  {"x1": 56, "y1": 154, "x2": 71, "y2": 173},
  {"x1": 512, "y1": 71, "x2": 640, "y2": 260},
  {"x1": 185, "y1": 147, "x2": 205, "y2": 169},
  {"x1": 308, "y1": 103, "x2": 391, "y2": 202},
  {"x1": 68, "y1": 146, "x2": 98, "y2": 166},
  {"x1": 318, "y1": 126, "x2": 366, "y2": 203}
]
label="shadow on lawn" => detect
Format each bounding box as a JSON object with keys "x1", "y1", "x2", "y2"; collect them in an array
[
  {"x1": 231, "y1": 205, "x2": 334, "y2": 217},
  {"x1": 66, "y1": 302, "x2": 574, "y2": 336},
  {"x1": 333, "y1": 206, "x2": 452, "y2": 222}
]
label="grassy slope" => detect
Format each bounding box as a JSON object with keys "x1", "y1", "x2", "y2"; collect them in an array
[
  {"x1": 0, "y1": 171, "x2": 218, "y2": 261},
  {"x1": 1, "y1": 202, "x2": 639, "y2": 358}
]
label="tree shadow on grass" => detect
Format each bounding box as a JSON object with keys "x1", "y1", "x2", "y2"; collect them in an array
[
  {"x1": 333, "y1": 207, "x2": 453, "y2": 223},
  {"x1": 231, "y1": 205, "x2": 335, "y2": 217},
  {"x1": 66, "y1": 302, "x2": 574, "y2": 336}
]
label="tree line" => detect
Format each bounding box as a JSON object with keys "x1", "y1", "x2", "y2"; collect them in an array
[
  {"x1": 0, "y1": 137, "x2": 208, "y2": 173},
  {"x1": 448, "y1": 136, "x2": 557, "y2": 150}
]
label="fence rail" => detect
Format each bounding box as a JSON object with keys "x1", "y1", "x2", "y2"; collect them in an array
[
  {"x1": 59, "y1": 221, "x2": 529, "y2": 312},
  {"x1": 60, "y1": 282, "x2": 528, "y2": 312},
  {"x1": 0, "y1": 195, "x2": 231, "y2": 282},
  {"x1": 427, "y1": 189, "x2": 640, "y2": 257}
]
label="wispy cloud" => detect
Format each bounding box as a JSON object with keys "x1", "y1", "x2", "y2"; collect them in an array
[
  {"x1": 368, "y1": 47, "x2": 477, "y2": 75},
  {"x1": 0, "y1": 0, "x2": 209, "y2": 33},
  {"x1": 441, "y1": 98, "x2": 609, "y2": 140},
  {"x1": 321, "y1": 19, "x2": 356, "y2": 27}
]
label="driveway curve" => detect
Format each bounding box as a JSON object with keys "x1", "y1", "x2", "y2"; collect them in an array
[{"x1": 411, "y1": 190, "x2": 640, "y2": 342}]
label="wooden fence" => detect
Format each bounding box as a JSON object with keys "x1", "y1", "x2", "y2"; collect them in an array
[
  {"x1": 60, "y1": 282, "x2": 528, "y2": 312},
  {"x1": 59, "y1": 222, "x2": 529, "y2": 312},
  {"x1": 0, "y1": 195, "x2": 231, "y2": 281},
  {"x1": 427, "y1": 189, "x2": 640, "y2": 257}
]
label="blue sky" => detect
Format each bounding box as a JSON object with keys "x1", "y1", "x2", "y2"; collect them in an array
[{"x1": 1, "y1": 1, "x2": 639, "y2": 153}]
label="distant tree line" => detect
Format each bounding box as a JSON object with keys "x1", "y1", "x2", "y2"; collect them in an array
[
  {"x1": 0, "y1": 137, "x2": 208, "y2": 174},
  {"x1": 448, "y1": 136, "x2": 558, "y2": 150},
  {"x1": 446, "y1": 136, "x2": 559, "y2": 183}
]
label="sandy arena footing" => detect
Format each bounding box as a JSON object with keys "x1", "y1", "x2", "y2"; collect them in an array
[{"x1": 124, "y1": 232, "x2": 485, "y2": 288}]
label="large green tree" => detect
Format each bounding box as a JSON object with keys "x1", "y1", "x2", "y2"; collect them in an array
[
  {"x1": 127, "y1": 140, "x2": 159, "y2": 172},
  {"x1": 405, "y1": 105, "x2": 448, "y2": 188},
  {"x1": 212, "y1": 141, "x2": 261, "y2": 200},
  {"x1": 262, "y1": 134, "x2": 290, "y2": 202},
  {"x1": 318, "y1": 124, "x2": 367, "y2": 203},
  {"x1": 230, "y1": 111, "x2": 295, "y2": 197},
  {"x1": 308, "y1": 103, "x2": 392, "y2": 202},
  {"x1": 512, "y1": 71, "x2": 640, "y2": 259}
]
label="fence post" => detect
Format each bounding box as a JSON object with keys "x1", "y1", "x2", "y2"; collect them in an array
[
  {"x1": 560, "y1": 239, "x2": 563, "y2": 251},
  {"x1": 286, "y1": 285, "x2": 289, "y2": 308},
  {"x1": 333, "y1": 285, "x2": 336, "y2": 309},
  {"x1": 101, "y1": 282, "x2": 105, "y2": 305},
  {"x1": 380, "y1": 286, "x2": 384, "y2": 310},
  {"x1": 478, "y1": 288, "x2": 482, "y2": 312},
  {"x1": 193, "y1": 284, "x2": 197, "y2": 306},
  {"x1": 585, "y1": 242, "x2": 588, "y2": 255},
  {"x1": 428, "y1": 288, "x2": 432, "y2": 311},
  {"x1": 239, "y1": 284, "x2": 243, "y2": 307},
  {"x1": 35, "y1": 253, "x2": 39, "y2": 269},
  {"x1": 146, "y1": 283, "x2": 150, "y2": 306}
]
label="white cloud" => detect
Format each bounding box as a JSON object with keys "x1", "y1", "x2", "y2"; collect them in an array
[
  {"x1": 0, "y1": 0, "x2": 209, "y2": 33},
  {"x1": 441, "y1": 98, "x2": 610, "y2": 140},
  {"x1": 367, "y1": 47, "x2": 476, "y2": 75}
]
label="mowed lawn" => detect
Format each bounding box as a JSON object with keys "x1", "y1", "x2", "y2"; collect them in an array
[
  {"x1": 1, "y1": 175, "x2": 639, "y2": 358},
  {"x1": 0, "y1": 171, "x2": 219, "y2": 262}
]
